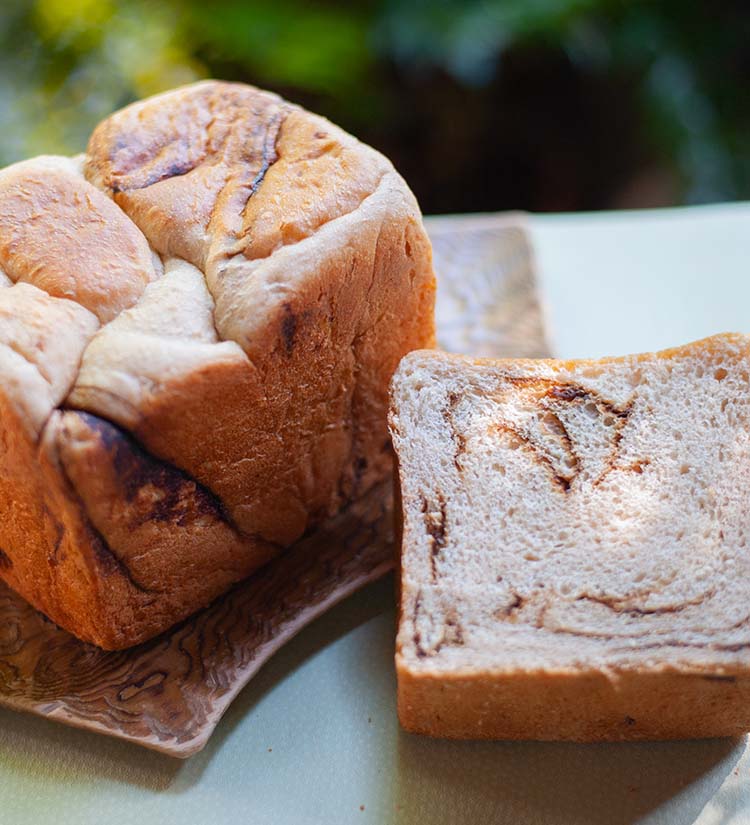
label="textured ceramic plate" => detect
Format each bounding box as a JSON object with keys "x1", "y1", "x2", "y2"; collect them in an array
[{"x1": 0, "y1": 213, "x2": 549, "y2": 757}]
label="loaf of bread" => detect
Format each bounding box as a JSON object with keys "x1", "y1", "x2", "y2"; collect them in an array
[
  {"x1": 0, "y1": 81, "x2": 435, "y2": 649},
  {"x1": 390, "y1": 335, "x2": 750, "y2": 740}
]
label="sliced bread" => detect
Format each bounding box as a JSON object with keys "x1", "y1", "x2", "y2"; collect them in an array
[{"x1": 389, "y1": 334, "x2": 750, "y2": 740}]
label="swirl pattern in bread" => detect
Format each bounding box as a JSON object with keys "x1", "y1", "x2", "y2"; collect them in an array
[{"x1": 391, "y1": 337, "x2": 750, "y2": 740}]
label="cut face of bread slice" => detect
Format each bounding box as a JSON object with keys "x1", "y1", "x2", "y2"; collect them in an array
[{"x1": 390, "y1": 335, "x2": 750, "y2": 740}]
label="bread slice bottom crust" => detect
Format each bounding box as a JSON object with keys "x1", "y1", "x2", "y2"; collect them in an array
[{"x1": 397, "y1": 664, "x2": 750, "y2": 741}]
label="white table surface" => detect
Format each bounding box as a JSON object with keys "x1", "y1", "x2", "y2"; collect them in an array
[{"x1": 2, "y1": 203, "x2": 750, "y2": 825}]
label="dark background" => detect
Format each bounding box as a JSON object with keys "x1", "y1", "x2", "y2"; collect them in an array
[{"x1": 2, "y1": 0, "x2": 749, "y2": 214}]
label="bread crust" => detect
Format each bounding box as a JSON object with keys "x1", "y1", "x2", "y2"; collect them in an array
[
  {"x1": 0, "y1": 81, "x2": 435, "y2": 649},
  {"x1": 397, "y1": 663, "x2": 750, "y2": 740}
]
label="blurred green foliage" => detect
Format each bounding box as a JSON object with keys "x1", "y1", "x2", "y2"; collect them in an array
[{"x1": 1, "y1": 0, "x2": 748, "y2": 210}]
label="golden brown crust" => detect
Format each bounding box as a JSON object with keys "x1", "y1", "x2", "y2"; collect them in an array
[
  {"x1": 397, "y1": 662, "x2": 750, "y2": 740},
  {"x1": 85, "y1": 82, "x2": 287, "y2": 269},
  {"x1": 0, "y1": 81, "x2": 436, "y2": 649},
  {"x1": 236, "y1": 107, "x2": 385, "y2": 262},
  {"x1": 0, "y1": 157, "x2": 157, "y2": 323}
]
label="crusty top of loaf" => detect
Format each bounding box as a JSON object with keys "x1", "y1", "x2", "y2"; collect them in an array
[
  {"x1": 391, "y1": 335, "x2": 750, "y2": 675},
  {"x1": 0, "y1": 155, "x2": 158, "y2": 323},
  {"x1": 0, "y1": 80, "x2": 434, "y2": 648},
  {"x1": 0, "y1": 80, "x2": 396, "y2": 441}
]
